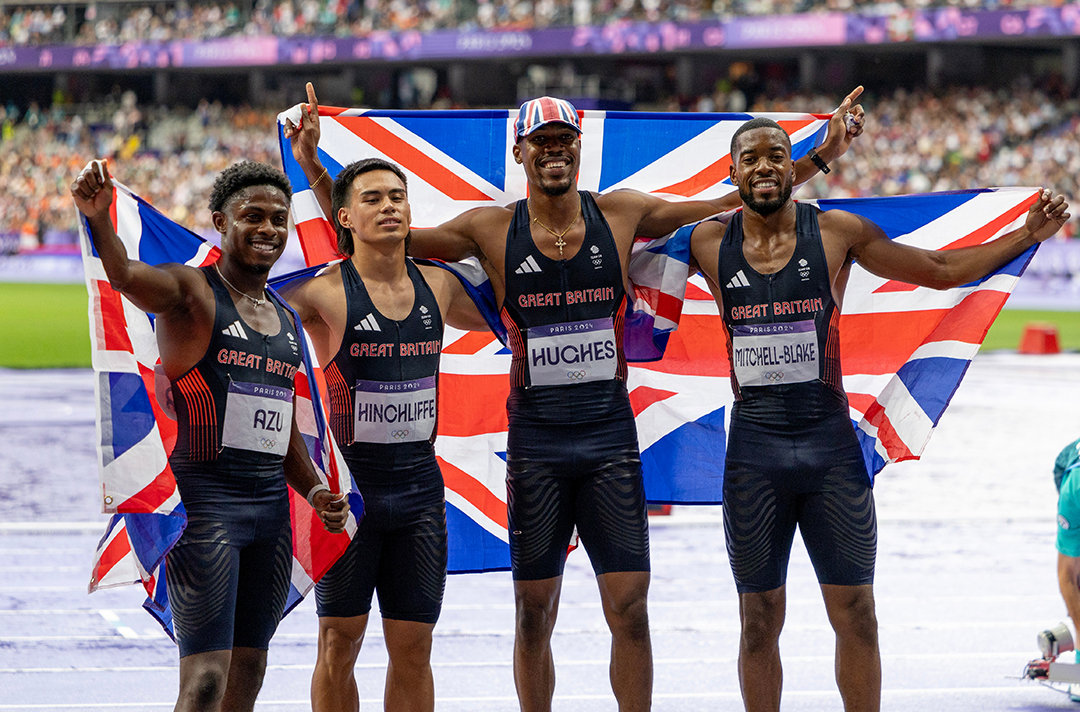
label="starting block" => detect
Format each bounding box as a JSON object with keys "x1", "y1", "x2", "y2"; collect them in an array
[{"x1": 1018, "y1": 322, "x2": 1061, "y2": 355}]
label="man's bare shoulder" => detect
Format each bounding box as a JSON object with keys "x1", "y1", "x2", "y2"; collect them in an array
[
  {"x1": 594, "y1": 189, "x2": 646, "y2": 211},
  {"x1": 279, "y1": 261, "x2": 344, "y2": 307}
]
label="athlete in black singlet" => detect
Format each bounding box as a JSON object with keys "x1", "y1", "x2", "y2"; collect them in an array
[
  {"x1": 279, "y1": 157, "x2": 486, "y2": 712},
  {"x1": 72, "y1": 160, "x2": 349, "y2": 712},
  {"x1": 287, "y1": 82, "x2": 867, "y2": 712},
  {"x1": 690, "y1": 118, "x2": 1070, "y2": 712}
]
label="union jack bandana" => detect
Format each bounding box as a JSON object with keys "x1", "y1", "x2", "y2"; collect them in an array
[{"x1": 514, "y1": 97, "x2": 582, "y2": 138}]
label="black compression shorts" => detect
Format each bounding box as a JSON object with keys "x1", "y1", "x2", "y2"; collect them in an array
[
  {"x1": 315, "y1": 457, "x2": 446, "y2": 624},
  {"x1": 506, "y1": 413, "x2": 650, "y2": 581},
  {"x1": 166, "y1": 471, "x2": 292, "y2": 658},
  {"x1": 722, "y1": 409, "x2": 876, "y2": 594}
]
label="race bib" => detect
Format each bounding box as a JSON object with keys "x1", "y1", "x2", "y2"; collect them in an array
[
  {"x1": 526, "y1": 318, "x2": 617, "y2": 387},
  {"x1": 354, "y1": 377, "x2": 437, "y2": 444},
  {"x1": 221, "y1": 381, "x2": 293, "y2": 456},
  {"x1": 732, "y1": 320, "x2": 819, "y2": 388}
]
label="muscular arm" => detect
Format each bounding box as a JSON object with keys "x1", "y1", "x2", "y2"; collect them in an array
[
  {"x1": 71, "y1": 160, "x2": 199, "y2": 315},
  {"x1": 418, "y1": 264, "x2": 491, "y2": 332},
  {"x1": 838, "y1": 190, "x2": 1070, "y2": 290},
  {"x1": 284, "y1": 82, "x2": 333, "y2": 221}
]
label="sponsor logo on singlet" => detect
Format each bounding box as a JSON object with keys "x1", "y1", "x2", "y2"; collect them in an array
[
  {"x1": 516, "y1": 255, "x2": 542, "y2": 274},
  {"x1": 222, "y1": 320, "x2": 249, "y2": 340},
  {"x1": 798, "y1": 258, "x2": 811, "y2": 282},
  {"x1": 1061, "y1": 514, "x2": 1072, "y2": 530},
  {"x1": 420, "y1": 304, "x2": 433, "y2": 329},
  {"x1": 354, "y1": 313, "x2": 381, "y2": 331},
  {"x1": 726, "y1": 270, "x2": 750, "y2": 289},
  {"x1": 221, "y1": 381, "x2": 294, "y2": 456},
  {"x1": 731, "y1": 320, "x2": 819, "y2": 387},
  {"x1": 590, "y1": 244, "x2": 603, "y2": 270},
  {"x1": 353, "y1": 377, "x2": 437, "y2": 443},
  {"x1": 526, "y1": 318, "x2": 617, "y2": 386}
]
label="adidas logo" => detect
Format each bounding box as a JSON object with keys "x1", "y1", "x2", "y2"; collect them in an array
[
  {"x1": 726, "y1": 270, "x2": 750, "y2": 289},
  {"x1": 354, "y1": 313, "x2": 381, "y2": 332},
  {"x1": 515, "y1": 255, "x2": 542, "y2": 274},
  {"x1": 222, "y1": 320, "x2": 248, "y2": 340}
]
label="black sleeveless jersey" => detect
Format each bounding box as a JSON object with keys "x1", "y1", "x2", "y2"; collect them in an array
[
  {"x1": 718, "y1": 203, "x2": 846, "y2": 426},
  {"x1": 170, "y1": 265, "x2": 302, "y2": 475},
  {"x1": 323, "y1": 258, "x2": 443, "y2": 479},
  {"x1": 500, "y1": 192, "x2": 630, "y2": 423}
]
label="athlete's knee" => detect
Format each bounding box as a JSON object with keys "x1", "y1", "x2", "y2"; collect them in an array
[
  {"x1": 317, "y1": 618, "x2": 366, "y2": 674},
  {"x1": 599, "y1": 574, "x2": 650, "y2": 642},
  {"x1": 739, "y1": 590, "x2": 785, "y2": 653},
  {"x1": 179, "y1": 667, "x2": 229, "y2": 711},
  {"x1": 515, "y1": 583, "x2": 560, "y2": 642},
  {"x1": 384, "y1": 621, "x2": 434, "y2": 673},
  {"x1": 824, "y1": 585, "x2": 878, "y2": 643}
]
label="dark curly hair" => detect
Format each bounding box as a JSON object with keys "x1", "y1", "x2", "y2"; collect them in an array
[
  {"x1": 208, "y1": 161, "x2": 293, "y2": 213},
  {"x1": 730, "y1": 117, "x2": 791, "y2": 157},
  {"x1": 330, "y1": 158, "x2": 409, "y2": 257}
]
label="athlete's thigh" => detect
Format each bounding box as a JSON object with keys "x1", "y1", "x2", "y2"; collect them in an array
[
  {"x1": 166, "y1": 521, "x2": 243, "y2": 658},
  {"x1": 232, "y1": 519, "x2": 293, "y2": 650},
  {"x1": 376, "y1": 480, "x2": 447, "y2": 624},
  {"x1": 507, "y1": 454, "x2": 579, "y2": 581},
  {"x1": 574, "y1": 441, "x2": 650, "y2": 576},
  {"x1": 722, "y1": 459, "x2": 800, "y2": 594},
  {"x1": 315, "y1": 486, "x2": 389, "y2": 619},
  {"x1": 797, "y1": 462, "x2": 877, "y2": 587}
]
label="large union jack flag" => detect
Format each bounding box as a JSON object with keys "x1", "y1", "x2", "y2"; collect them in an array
[
  {"x1": 275, "y1": 104, "x2": 1038, "y2": 573},
  {"x1": 80, "y1": 181, "x2": 361, "y2": 635}
]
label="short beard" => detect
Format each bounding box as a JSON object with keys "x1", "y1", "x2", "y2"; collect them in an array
[
  {"x1": 739, "y1": 181, "x2": 792, "y2": 216},
  {"x1": 537, "y1": 177, "x2": 574, "y2": 197}
]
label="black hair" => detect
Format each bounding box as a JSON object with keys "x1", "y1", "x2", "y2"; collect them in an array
[
  {"x1": 730, "y1": 117, "x2": 792, "y2": 157},
  {"x1": 208, "y1": 161, "x2": 292, "y2": 213},
  {"x1": 330, "y1": 158, "x2": 409, "y2": 256}
]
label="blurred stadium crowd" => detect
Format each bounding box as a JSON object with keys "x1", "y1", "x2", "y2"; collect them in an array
[
  {"x1": 0, "y1": 0, "x2": 1060, "y2": 44},
  {"x1": 2, "y1": 78, "x2": 1076, "y2": 245}
]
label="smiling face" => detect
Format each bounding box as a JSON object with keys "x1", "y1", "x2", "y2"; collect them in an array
[
  {"x1": 513, "y1": 123, "x2": 581, "y2": 197},
  {"x1": 336, "y1": 169, "x2": 411, "y2": 247},
  {"x1": 213, "y1": 185, "x2": 290, "y2": 274},
  {"x1": 730, "y1": 127, "x2": 795, "y2": 217}
]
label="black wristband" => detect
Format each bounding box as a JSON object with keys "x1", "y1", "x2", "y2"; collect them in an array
[{"x1": 808, "y1": 148, "x2": 831, "y2": 174}]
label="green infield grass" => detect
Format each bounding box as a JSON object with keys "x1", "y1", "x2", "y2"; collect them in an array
[{"x1": 0, "y1": 282, "x2": 1078, "y2": 369}]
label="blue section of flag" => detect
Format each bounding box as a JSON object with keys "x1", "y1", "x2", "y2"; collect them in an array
[
  {"x1": 135, "y1": 200, "x2": 204, "y2": 267},
  {"x1": 393, "y1": 116, "x2": 507, "y2": 191},
  {"x1": 107, "y1": 372, "x2": 156, "y2": 461},
  {"x1": 815, "y1": 190, "x2": 985, "y2": 240},
  {"x1": 445, "y1": 503, "x2": 511, "y2": 574},
  {"x1": 896, "y1": 356, "x2": 973, "y2": 427},
  {"x1": 598, "y1": 114, "x2": 723, "y2": 192},
  {"x1": 125, "y1": 507, "x2": 187, "y2": 578},
  {"x1": 854, "y1": 426, "x2": 885, "y2": 482},
  {"x1": 640, "y1": 408, "x2": 726, "y2": 504},
  {"x1": 144, "y1": 569, "x2": 175, "y2": 642}
]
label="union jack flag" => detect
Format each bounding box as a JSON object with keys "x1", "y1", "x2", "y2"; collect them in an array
[
  {"x1": 275, "y1": 105, "x2": 1038, "y2": 572},
  {"x1": 80, "y1": 181, "x2": 361, "y2": 635}
]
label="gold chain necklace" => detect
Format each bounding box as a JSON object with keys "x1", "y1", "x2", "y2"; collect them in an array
[
  {"x1": 529, "y1": 201, "x2": 581, "y2": 258},
  {"x1": 214, "y1": 263, "x2": 267, "y2": 308}
]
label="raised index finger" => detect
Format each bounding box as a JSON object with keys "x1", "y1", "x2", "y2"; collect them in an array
[
  {"x1": 306, "y1": 81, "x2": 319, "y2": 116},
  {"x1": 840, "y1": 85, "x2": 864, "y2": 110}
]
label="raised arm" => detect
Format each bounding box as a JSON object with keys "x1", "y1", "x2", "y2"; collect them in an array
[
  {"x1": 71, "y1": 160, "x2": 198, "y2": 315},
  {"x1": 284, "y1": 82, "x2": 335, "y2": 222},
  {"x1": 631, "y1": 86, "x2": 867, "y2": 239},
  {"x1": 837, "y1": 189, "x2": 1070, "y2": 289}
]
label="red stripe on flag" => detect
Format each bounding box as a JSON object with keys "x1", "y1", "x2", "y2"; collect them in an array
[
  {"x1": 318, "y1": 105, "x2": 348, "y2": 118},
  {"x1": 873, "y1": 197, "x2": 1035, "y2": 293},
  {"x1": 442, "y1": 330, "x2": 499, "y2": 355},
  {"x1": 290, "y1": 489, "x2": 351, "y2": 583},
  {"x1": 116, "y1": 468, "x2": 177, "y2": 514},
  {"x1": 439, "y1": 456, "x2": 508, "y2": 528},
  {"x1": 628, "y1": 386, "x2": 677, "y2": 417},
  {"x1": 296, "y1": 218, "x2": 341, "y2": 268},
  {"x1": 138, "y1": 362, "x2": 176, "y2": 456},
  {"x1": 839, "y1": 290, "x2": 1006, "y2": 374},
  {"x1": 846, "y1": 391, "x2": 877, "y2": 417},
  {"x1": 634, "y1": 285, "x2": 684, "y2": 326},
  {"x1": 861, "y1": 400, "x2": 915, "y2": 462},
  {"x1": 632, "y1": 313, "x2": 729, "y2": 377},
  {"x1": 685, "y1": 282, "x2": 713, "y2": 300},
  {"x1": 437, "y1": 373, "x2": 509, "y2": 436},
  {"x1": 94, "y1": 280, "x2": 134, "y2": 353},
  {"x1": 336, "y1": 116, "x2": 494, "y2": 201},
  {"x1": 93, "y1": 529, "x2": 131, "y2": 584}
]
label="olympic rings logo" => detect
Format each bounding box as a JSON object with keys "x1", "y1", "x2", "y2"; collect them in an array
[
  {"x1": 763, "y1": 371, "x2": 785, "y2": 382},
  {"x1": 392, "y1": 429, "x2": 411, "y2": 439},
  {"x1": 259, "y1": 437, "x2": 277, "y2": 449},
  {"x1": 566, "y1": 370, "x2": 587, "y2": 380}
]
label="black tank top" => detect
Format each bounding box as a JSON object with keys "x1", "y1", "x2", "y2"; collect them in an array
[
  {"x1": 719, "y1": 203, "x2": 846, "y2": 426},
  {"x1": 501, "y1": 192, "x2": 631, "y2": 424},
  {"x1": 324, "y1": 258, "x2": 443, "y2": 480},
  {"x1": 170, "y1": 265, "x2": 302, "y2": 476}
]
